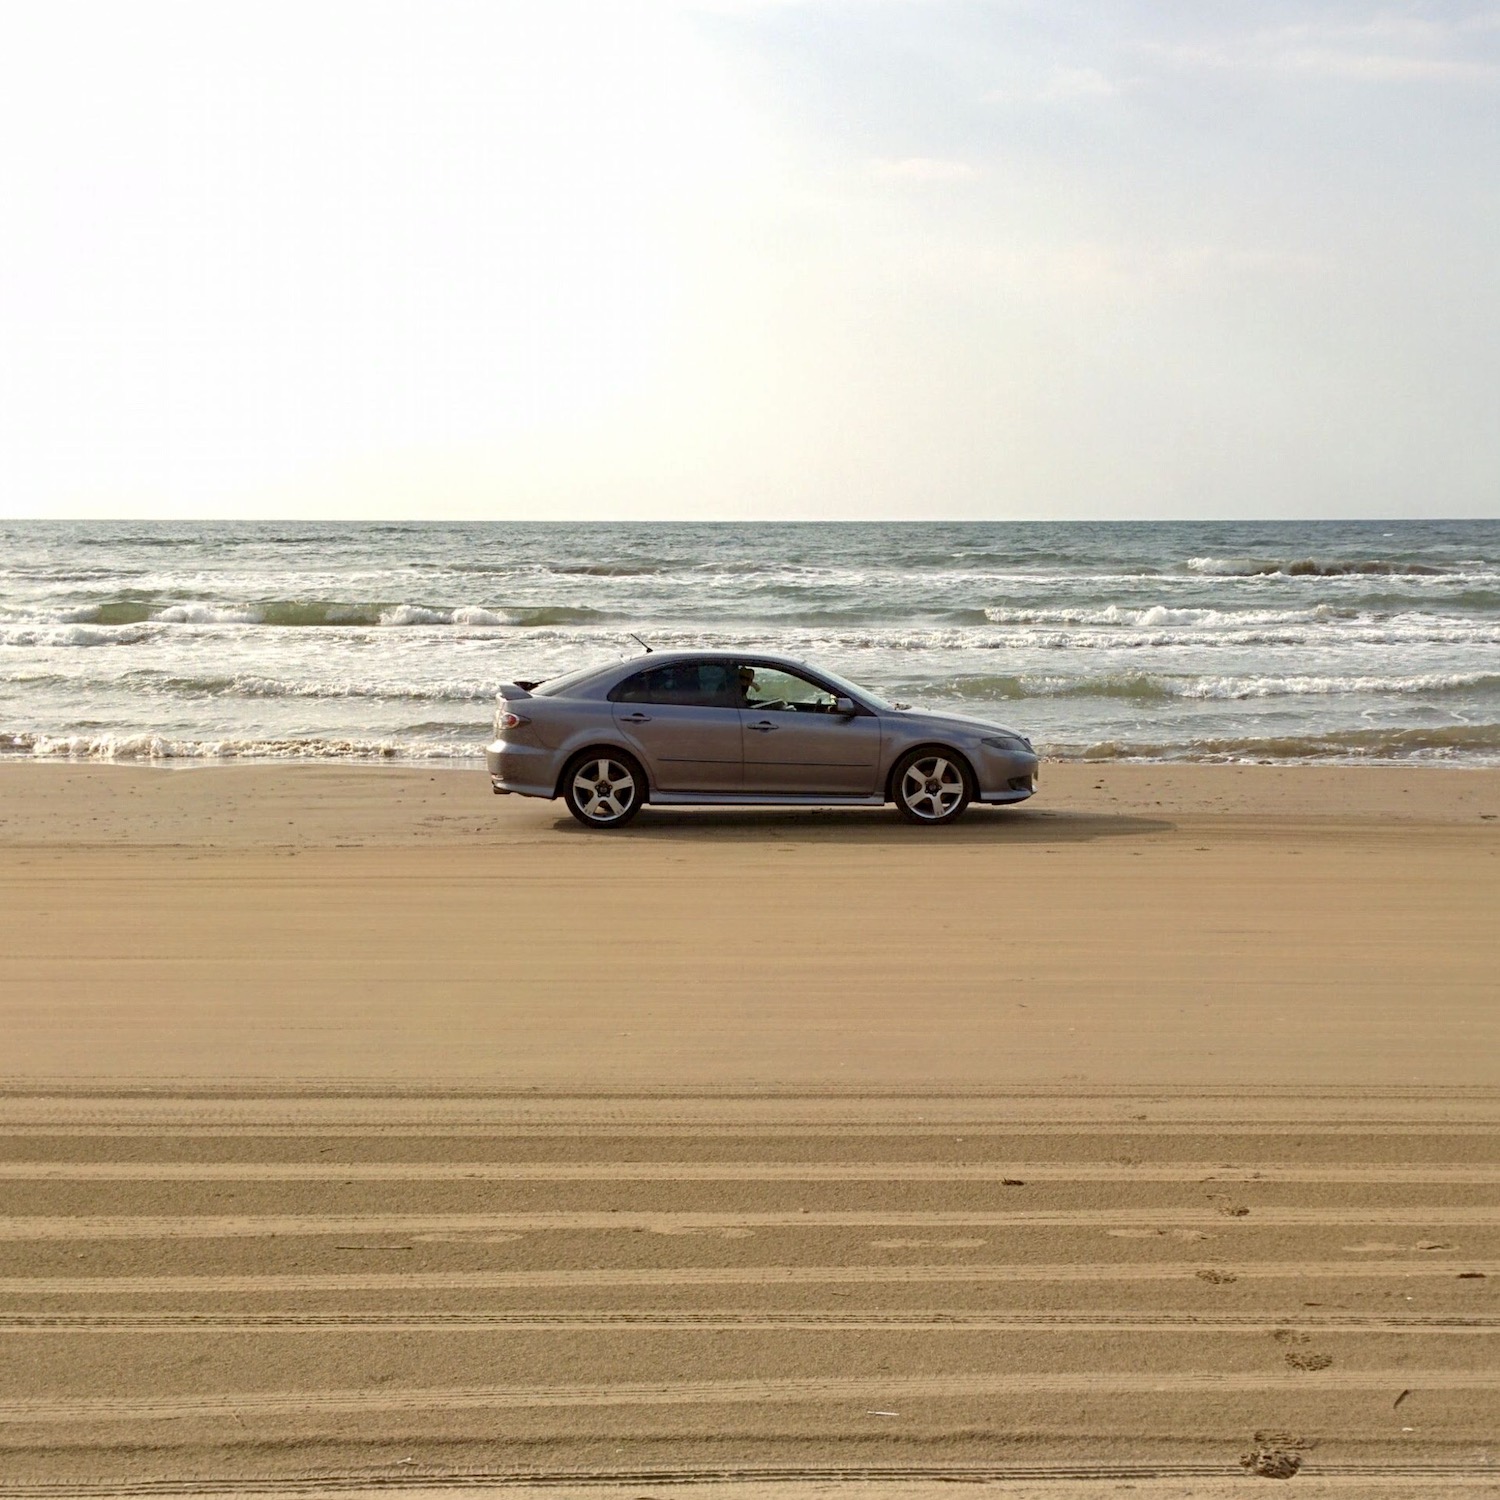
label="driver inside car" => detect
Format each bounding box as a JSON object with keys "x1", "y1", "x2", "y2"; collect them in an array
[
  {"x1": 741, "y1": 665, "x2": 837, "y2": 713},
  {"x1": 739, "y1": 665, "x2": 776, "y2": 707}
]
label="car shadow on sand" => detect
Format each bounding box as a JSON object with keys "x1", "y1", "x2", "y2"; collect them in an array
[{"x1": 551, "y1": 805, "x2": 1172, "y2": 844}]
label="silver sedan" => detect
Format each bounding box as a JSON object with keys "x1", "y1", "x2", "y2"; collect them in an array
[{"x1": 486, "y1": 650, "x2": 1039, "y2": 828}]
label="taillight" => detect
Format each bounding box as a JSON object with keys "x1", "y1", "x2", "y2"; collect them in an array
[{"x1": 499, "y1": 711, "x2": 531, "y2": 730}]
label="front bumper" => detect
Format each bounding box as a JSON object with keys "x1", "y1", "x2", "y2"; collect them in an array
[
  {"x1": 976, "y1": 749, "x2": 1040, "y2": 803},
  {"x1": 977, "y1": 780, "x2": 1036, "y2": 804}
]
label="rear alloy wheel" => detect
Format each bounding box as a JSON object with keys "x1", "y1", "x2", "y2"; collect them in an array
[
  {"x1": 563, "y1": 752, "x2": 645, "y2": 829},
  {"x1": 893, "y1": 749, "x2": 972, "y2": 825}
]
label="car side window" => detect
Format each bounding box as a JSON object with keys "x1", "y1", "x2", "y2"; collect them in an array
[
  {"x1": 612, "y1": 662, "x2": 736, "y2": 708},
  {"x1": 737, "y1": 665, "x2": 840, "y2": 714}
]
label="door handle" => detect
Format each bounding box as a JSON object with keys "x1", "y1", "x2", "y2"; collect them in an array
[
  {"x1": 620, "y1": 713, "x2": 652, "y2": 723},
  {"x1": 748, "y1": 720, "x2": 779, "y2": 733}
]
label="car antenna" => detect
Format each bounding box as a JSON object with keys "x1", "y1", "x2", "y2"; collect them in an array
[{"x1": 628, "y1": 632, "x2": 653, "y2": 654}]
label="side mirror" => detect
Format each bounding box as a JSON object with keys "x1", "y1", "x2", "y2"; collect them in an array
[{"x1": 834, "y1": 696, "x2": 857, "y2": 716}]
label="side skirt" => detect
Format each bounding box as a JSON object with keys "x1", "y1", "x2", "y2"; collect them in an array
[{"x1": 648, "y1": 792, "x2": 887, "y2": 807}]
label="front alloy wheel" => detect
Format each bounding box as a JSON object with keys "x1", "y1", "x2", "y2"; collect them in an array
[
  {"x1": 564, "y1": 754, "x2": 644, "y2": 829},
  {"x1": 893, "y1": 750, "x2": 971, "y2": 825}
]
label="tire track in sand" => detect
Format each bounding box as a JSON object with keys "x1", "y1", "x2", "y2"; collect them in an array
[
  {"x1": 4, "y1": 1162, "x2": 1498, "y2": 1182},
  {"x1": 5, "y1": 1260, "x2": 1494, "y2": 1294},
  {"x1": 4, "y1": 1207, "x2": 1498, "y2": 1238},
  {"x1": 5, "y1": 1369, "x2": 1500, "y2": 1425},
  {"x1": 3, "y1": 1310, "x2": 1495, "y2": 1333},
  {"x1": 1, "y1": 1086, "x2": 1497, "y2": 1486}
]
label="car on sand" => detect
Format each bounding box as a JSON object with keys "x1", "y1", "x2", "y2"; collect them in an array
[{"x1": 486, "y1": 650, "x2": 1039, "y2": 829}]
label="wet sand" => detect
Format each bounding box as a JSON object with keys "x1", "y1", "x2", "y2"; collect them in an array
[{"x1": 0, "y1": 762, "x2": 1496, "y2": 1494}]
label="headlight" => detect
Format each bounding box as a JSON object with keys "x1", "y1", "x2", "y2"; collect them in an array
[{"x1": 982, "y1": 733, "x2": 1032, "y2": 753}]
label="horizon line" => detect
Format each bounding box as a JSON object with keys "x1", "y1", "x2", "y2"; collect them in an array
[{"x1": 4, "y1": 515, "x2": 1496, "y2": 527}]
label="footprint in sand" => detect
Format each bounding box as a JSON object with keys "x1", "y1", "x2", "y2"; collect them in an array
[
  {"x1": 1284, "y1": 1350, "x2": 1334, "y2": 1371},
  {"x1": 1243, "y1": 1429, "x2": 1312, "y2": 1475},
  {"x1": 1241, "y1": 1447, "x2": 1303, "y2": 1479},
  {"x1": 1275, "y1": 1332, "x2": 1334, "y2": 1371}
]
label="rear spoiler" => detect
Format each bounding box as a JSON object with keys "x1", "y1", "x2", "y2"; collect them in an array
[{"x1": 497, "y1": 681, "x2": 536, "y2": 698}]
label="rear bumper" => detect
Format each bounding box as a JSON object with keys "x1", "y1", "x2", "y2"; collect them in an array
[{"x1": 485, "y1": 742, "x2": 556, "y2": 799}]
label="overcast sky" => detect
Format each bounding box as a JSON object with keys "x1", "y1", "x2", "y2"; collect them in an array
[{"x1": 2, "y1": 1, "x2": 1497, "y2": 520}]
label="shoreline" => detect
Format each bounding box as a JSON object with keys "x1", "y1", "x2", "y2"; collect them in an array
[{"x1": 4, "y1": 746, "x2": 1498, "y2": 771}]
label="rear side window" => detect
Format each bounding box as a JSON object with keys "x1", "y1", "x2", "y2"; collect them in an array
[
  {"x1": 531, "y1": 664, "x2": 609, "y2": 697},
  {"x1": 612, "y1": 661, "x2": 736, "y2": 708}
]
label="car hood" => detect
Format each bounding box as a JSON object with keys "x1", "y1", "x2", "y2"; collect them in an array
[{"x1": 884, "y1": 705, "x2": 1033, "y2": 747}]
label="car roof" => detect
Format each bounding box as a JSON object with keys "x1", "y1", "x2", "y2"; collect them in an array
[
  {"x1": 610, "y1": 649, "x2": 806, "y2": 669},
  {"x1": 627, "y1": 650, "x2": 794, "y2": 665}
]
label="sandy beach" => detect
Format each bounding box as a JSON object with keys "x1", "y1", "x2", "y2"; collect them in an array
[{"x1": 0, "y1": 761, "x2": 1496, "y2": 1493}]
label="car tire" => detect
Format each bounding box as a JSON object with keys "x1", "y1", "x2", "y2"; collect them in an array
[
  {"x1": 562, "y1": 750, "x2": 646, "y2": 829},
  {"x1": 891, "y1": 747, "x2": 973, "y2": 825}
]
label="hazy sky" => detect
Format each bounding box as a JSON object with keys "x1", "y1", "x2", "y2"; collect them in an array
[{"x1": 2, "y1": 1, "x2": 1497, "y2": 520}]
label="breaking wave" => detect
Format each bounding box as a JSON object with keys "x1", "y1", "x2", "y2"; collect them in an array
[
  {"x1": 46, "y1": 601, "x2": 610, "y2": 629},
  {"x1": 1185, "y1": 555, "x2": 1454, "y2": 578},
  {"x1": 0, "y1": 623, "x2": 152, "y2": 649},
  {"x1": 910, "y1": 671, "x2": 1500, "y2": 704},
  {"x1": 549, "y1": 563, "x2": 667, "y2": 577},
  {"x1": 141, "y1": 673, "x2": 502, "y2": 702},
  {"x1": 152, "y1": 603, "x2": 262, "y2": 625},
  {"x1": 0, "y1": 731, "x2": 483, "y2": 763},
  {"x1": 980, "y1": 603, "x2": 1349, "y2": 628}
]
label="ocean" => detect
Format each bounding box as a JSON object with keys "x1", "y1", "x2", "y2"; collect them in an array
[{"x1": 1, "y1": 518, "x2": 1496, "y2": 766}]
